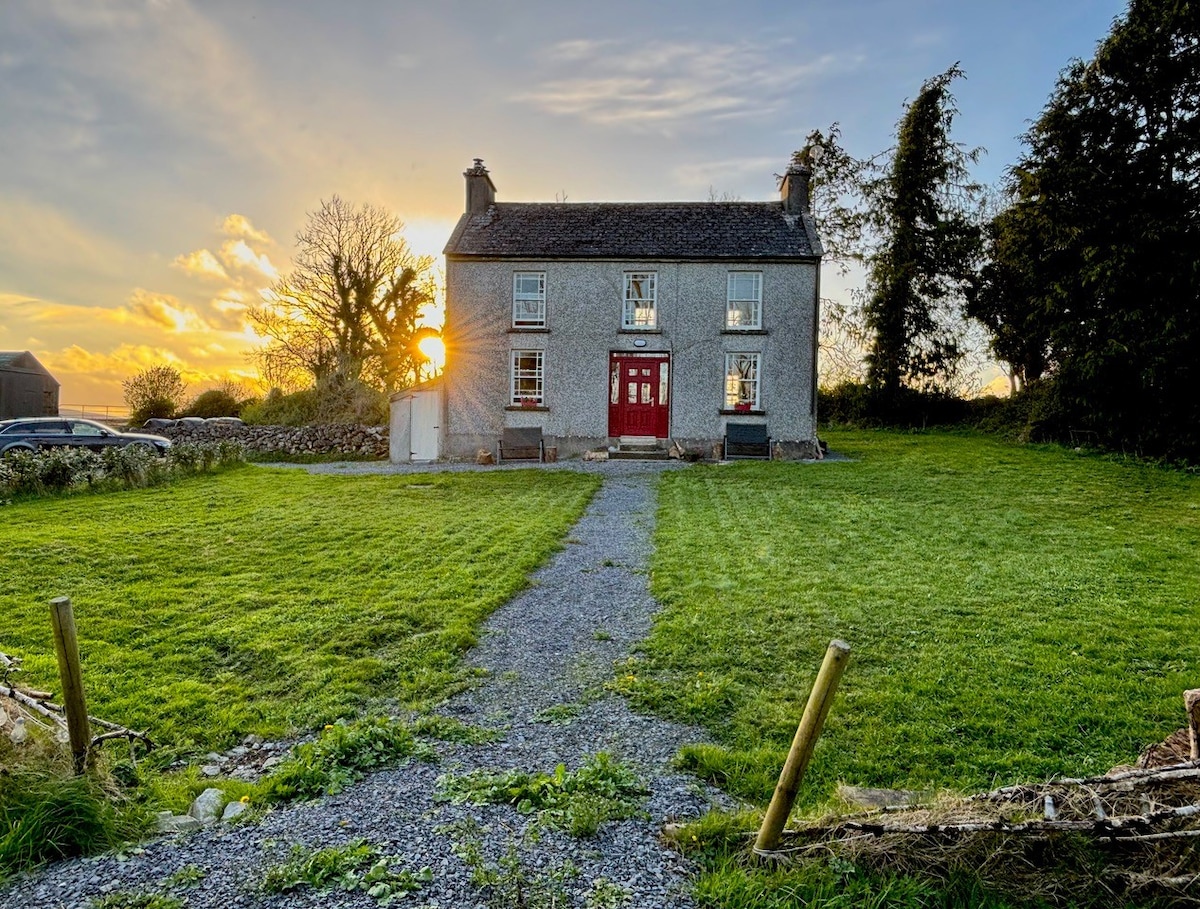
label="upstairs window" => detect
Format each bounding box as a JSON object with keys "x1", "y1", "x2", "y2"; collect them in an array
[
  {"x1": 623, "y1": 272, "x2": 657, "y2": 329},
  {"x1": 511, "y1": 350, "x2": 544, "y2": 405},
  {"x1": 513, "y1": 272, "x2": 546, "y2": 328},
  {"x1": 726, "y1": 272, "x2": 762, "y2": 329},
  {"x1": 724, "y1": 352, "x2": 760, "y2": 410}
]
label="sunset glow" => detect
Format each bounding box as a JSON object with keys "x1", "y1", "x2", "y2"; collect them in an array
[{"x1": 0, "y1": 1, "x2": 1126, "y2": 405}]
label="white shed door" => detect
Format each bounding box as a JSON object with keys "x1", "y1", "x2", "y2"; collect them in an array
[{"x1": 410, "y1": 390, "x2": 440, "y2": 461}]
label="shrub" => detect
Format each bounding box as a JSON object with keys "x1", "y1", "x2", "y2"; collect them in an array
[
  {"x1": 0, "y1": 442, "x2": 245, "y2": 503},
  {"x1": 242, "y1": 379, "x2": 387, "y2": 427},
  {"x1": 181, "y1": 389, "x2": 243, "y2": 419},
  {"x1": 241, "y1": 388, "x2": 320, "y2": 427}
]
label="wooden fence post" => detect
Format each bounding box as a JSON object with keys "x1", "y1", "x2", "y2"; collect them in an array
[
  {"x1": 754, "y1": 639, "x2": 851, "y2": 855},
  {"x1": 49, "y1": 596, "x2": 91, "y2": 774}
]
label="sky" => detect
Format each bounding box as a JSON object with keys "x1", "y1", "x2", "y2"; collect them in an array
[{"x1": 0, "y1": 0, "x2": 1128, "y2": 406}]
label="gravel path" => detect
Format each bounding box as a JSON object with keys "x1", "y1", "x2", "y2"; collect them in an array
[{"x1": 6, "y1": 461, "x2": 727, "y2": 908}]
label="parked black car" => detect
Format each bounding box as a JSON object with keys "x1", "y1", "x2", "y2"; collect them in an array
[{"x1": 0, "y1": 418, "x2": 172, "y2": 455}]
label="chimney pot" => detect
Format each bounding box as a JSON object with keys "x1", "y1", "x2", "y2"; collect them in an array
[
  {"x1": 781, "y1": 163, "x2": 812, "y2": 215},
  {"x1": 464, "y1": 158, "x2": 496, "y2": 214}
]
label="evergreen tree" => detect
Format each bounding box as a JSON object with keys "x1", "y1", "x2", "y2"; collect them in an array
[
  {"x1": 863, "y1": 65, "x2": 983, "y2": 399},
  {"x1": 989, "y1": 0, "x2": 1200, "y2": 458}
]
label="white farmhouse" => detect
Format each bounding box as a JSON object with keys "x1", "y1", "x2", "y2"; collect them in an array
[{"x1": 401, "y1": 159, "x2": 823, "y2": 461}]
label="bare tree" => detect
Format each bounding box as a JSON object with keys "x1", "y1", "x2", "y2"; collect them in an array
[{"x1": 249, "y1": 197, "x2": 437, "y2": 394}]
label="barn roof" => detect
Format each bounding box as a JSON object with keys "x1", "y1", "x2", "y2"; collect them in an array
[{"x1": 0, "y1": 351, "x2": 58, "y2": 383}]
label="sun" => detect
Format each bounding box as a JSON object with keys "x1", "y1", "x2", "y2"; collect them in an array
[{"x1": 417, "y1": 335, "x2": 446, "y2": 370}]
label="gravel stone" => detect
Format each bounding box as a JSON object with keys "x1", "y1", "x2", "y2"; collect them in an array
[{"x1": 3, "y1": 460, "x2": 733, "y2": 908}]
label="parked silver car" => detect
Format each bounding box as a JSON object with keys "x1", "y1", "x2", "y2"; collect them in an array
[{"x1": 0, "y1": 418, "x2": 172, "y2": 456}]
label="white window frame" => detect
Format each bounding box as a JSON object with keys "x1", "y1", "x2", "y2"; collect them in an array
[
  {"x1": 511, "y1": 349, "x2": 544, "y2": 405},
  {"x1": 623, "y1": 272, "x2": 657, "y2": 329},
  {"x1": 726, "y1": 271, "x2": 762, "y2": 329},
  {"x1": 724, "y1": 352, "x2": 760, "y2": 409},
  {"x1": 512, "y1": 272, "x2": 546, "y2": 328}
]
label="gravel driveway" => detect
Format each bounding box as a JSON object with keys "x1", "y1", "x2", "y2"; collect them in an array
[{"x1": 6, "y1": 461, "x2": 728, "y2": 908}]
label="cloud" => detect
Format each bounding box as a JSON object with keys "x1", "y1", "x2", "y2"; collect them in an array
[
  {"x1": 515, "y1": 38, "x2": 860, "y2": 133},
  {"x1": 127, "y1": 288, "x2": 214, "y2": 333},
  {"x1": 0, "y1": 196, "x2": 132, "y2": 280},
  {"x1": 219, "y1": 239, "x2": 278, "y2": 280},
  {"x1": 172, "y1": 248, "x2": 228, "y2": 281},
  {"x1": 221, "y1": 213, "x2": 272, "y2": 244},
  {"x1": 672, "y1": 156, "x2": 782, "y2": 191}
]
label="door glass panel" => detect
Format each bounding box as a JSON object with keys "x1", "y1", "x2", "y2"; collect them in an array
[
  {"x1": 641, "y1": 382, "x2": 651, "y2": 404},
  {"x1": 659, "y1": 362, "x2": 669, "y2": 405},
  {"x1": 642, "y1": 368, "x2": 650, "y2": 376},
  {"x1": 627, "y1": 382, "x2": 637, "y2": 404},
  {"x1": 610, "y1": 362, "x2": 619, "y2": 404}
]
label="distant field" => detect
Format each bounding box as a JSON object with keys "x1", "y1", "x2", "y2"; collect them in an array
[
  {"x1": 633, "y1": 431, "x2": 1200, "y2": 807},
  {"x1": 0, "y1": 466, "x2": 599, "y2": 750}
]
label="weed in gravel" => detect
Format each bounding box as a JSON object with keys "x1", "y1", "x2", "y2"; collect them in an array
[
  {"x1": 88, "y1": 893, "x2": 183, "y2": 909},
  {"x1": 411, "y1": 714, "x2": 500, "y2": 745},
  {"x1": 260, "y1": 716, "x2": 426, "y2": 802},
  {"x1": 444, "y1": 819, "x2": 579, "y2": 909},
  {"x1": 533, "y1": 703, "x2": 582, "y2": 726},
  {"x1": 259, "y1": 838, "x2": 431, "y2": 905},
  {"x1": 435, "y1": 752, "x2": 648, "y2": 837},
  {"x1": 592, "y1": 629, "x2": 613, "y2": 641},
  {"x1": 161, "y1": 863, "x2": 205, "y2": 887},
  {"x1": 587, "y1": 876, "x2": 633, "y2": 908}
]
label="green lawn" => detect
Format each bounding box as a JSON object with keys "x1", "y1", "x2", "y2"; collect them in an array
[
  {"x1": 0, "y1": 466, "x2": 599, "y2": 751},
  {"x1": 631, "y1": 431, "x2": 1200, "y2": 807}
]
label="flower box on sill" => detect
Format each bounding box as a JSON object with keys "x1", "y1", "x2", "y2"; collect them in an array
[{"x1": 733, "y1": 402, "x2": 752, "y2": 412}]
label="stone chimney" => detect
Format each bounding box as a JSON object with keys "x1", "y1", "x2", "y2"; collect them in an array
[
  {"x1": 464, "y1": 158, "x2": 496, "y2": 214},
  {"x1": 780, "y1": 162, "x2": 811, "y2": 215}
]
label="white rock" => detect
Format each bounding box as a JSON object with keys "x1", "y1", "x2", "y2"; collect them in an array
[
  {"x1": 188, "y1": 787, "x2": 225, "y2": 824},
  {"x1": 221, "y1": 800, "x2": 249, "y2": 822},
  {"x1": 156, "y1": 813, "x2": 203, "y2": 834}
]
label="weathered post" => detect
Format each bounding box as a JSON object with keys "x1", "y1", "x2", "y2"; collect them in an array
[
  {"x1": 754, "y1": 639, "x2": 851, "y2": 855},
  {"x1": 49, "y1": 596, "x2": 91, "y2": 773},
  {"x1": 1186, "y1": 689, "x2": 1200, "y2": 761}
]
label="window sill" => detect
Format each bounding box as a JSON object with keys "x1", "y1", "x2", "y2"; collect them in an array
[
  {"x1": 618, "y1": 328, "x2": 662, "y2": 334},
  {"x1": 720, "y1": 409, "x2": 766, "y2": 416},
  {"x1": 505, "y1": 405, "x2": 549, "y2": 412},
  {"x1": 722, "y1": 328, "x2": 767, "y2": 335},
  {"x1": 508, "y1": 327, "x2": 549, "y2": 333}
]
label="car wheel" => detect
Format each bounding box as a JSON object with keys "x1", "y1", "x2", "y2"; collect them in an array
[{"x1": 1, "y1": 444, "x2": 36, "y2": 457}]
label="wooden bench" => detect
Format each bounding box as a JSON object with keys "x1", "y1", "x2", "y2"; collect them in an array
[
  {"x1": 723, "y1": 423, "x2": 771, "y2": 460},
  {"x1": 497, "y1": 426, "x2": 546, "y2": 463}
]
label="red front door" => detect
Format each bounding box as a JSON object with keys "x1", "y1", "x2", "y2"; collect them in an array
[{"x1": 608, "y1": 353, "x2": 670, "y2": 438}]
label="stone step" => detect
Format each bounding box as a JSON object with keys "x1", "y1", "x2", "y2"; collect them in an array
[{"x1": 608, "y1": 447, "x2": 670, "y2": 460}]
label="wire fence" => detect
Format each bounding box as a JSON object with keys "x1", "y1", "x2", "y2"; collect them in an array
[{"x1": 59, "y1": 404, "x2": 130, "y2": 421}]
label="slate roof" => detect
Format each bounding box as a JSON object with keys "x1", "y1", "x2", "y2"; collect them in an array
[{"x1": 444, "y1": 202, "x2": 821, "y2": 260}]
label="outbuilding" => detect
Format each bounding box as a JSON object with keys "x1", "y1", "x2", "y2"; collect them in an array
[{"x1": 0, "y1": 351, "x2": 59, "y2": 419}]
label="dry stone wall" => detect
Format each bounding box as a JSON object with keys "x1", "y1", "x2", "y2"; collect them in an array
[{"x1": 162, "y1": 422, "x2": 388, "y2": 458}]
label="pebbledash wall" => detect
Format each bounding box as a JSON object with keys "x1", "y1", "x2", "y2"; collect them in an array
[{"x1": 444, "y1": 260, "x2": 819, "y2": 459}]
